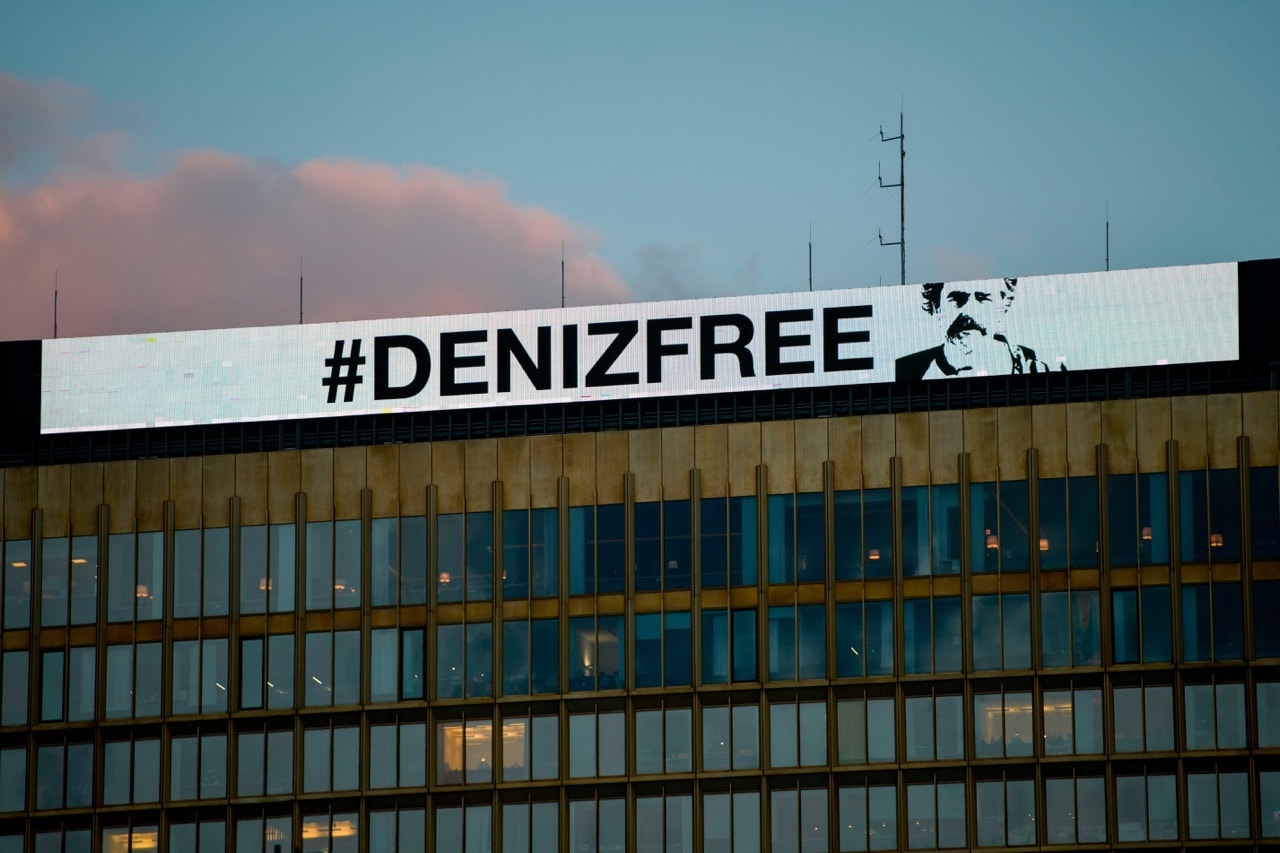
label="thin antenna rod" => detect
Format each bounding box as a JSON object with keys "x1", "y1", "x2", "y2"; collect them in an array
[
  {"x1": 53, "y1": 271, "x2": 58, "y2": 339},
  {"x1": 561, "y1": 241, "x2": 565, "y2": 309},
  {"x1": 1105, "y1": 201, "x2": 1110, "y2": 272},
  {"x1": 878, "y1": 111, "x2": 906, "y2": 285},
  {"x1": 299, "y1": 256, "x2": 304, "y2": 325},
  {"x1": 808, "y1": 222, "x2": 813, "y2": 292}
]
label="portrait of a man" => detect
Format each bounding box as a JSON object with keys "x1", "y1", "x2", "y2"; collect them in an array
[{"x1": 895, "y1": 277, "x2": 1065, "y2": 381}]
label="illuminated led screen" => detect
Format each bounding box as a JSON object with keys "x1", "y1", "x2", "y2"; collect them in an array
[{"x1": 39, "y1": 262, "x2": 1239, "y2": 434}]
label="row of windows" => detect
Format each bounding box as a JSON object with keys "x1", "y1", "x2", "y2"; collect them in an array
[
  {"x1": 4, "y1": 466, "x2": 1280, "y2": 630},
  {"x1": 4, "y1": 583, "x2": 1279, "y2": 727},
  {"x1": 3, "y1": 767, "x2": 1277, "y2": 851},
  {"x1": 4, "y1": 679, "x2": 1280, "y2": 812}
]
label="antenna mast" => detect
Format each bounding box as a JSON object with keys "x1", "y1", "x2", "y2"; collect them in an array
[
  {"x1": 299, "y1": 256, "x2": 304, "y2": 324},
  {"x1": 561, "y1": 242, "x2": 565, "y2": 309},
  {"x1": 53, "y1": 271, "x2": 58, "y2": 339},
  {"x1": 1105, "y1": 202, "x2": 1110, "y2": 272},
  {"x1": 878, "y1": 112, "x2": 906, "y2": 285},
  {"x1": 808, "y1": 222, "x2": 813, "y2": 292}
]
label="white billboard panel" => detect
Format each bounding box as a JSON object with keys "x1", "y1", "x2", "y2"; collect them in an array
[{"x1": 39, "y1": 263, "x2": 1239, "y2": 434}]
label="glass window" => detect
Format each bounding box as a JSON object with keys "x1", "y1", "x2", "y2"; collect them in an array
[
  {"x1": 1187, "y1": 771, "x2": 1249, "y2": 840},
  {"x1": 0, "y1": 651, "x2": 27, "y2": 726},
  {"x1": 1116, "y1": 773, "x2": 1177, "y2": 841},
  {"x1": 239, "y1": 523, "x2": 296, "y2": 614},
  {"x1": 503, "y1": 507, "x2": 558, "y2": 599},
  {"x1": 1260, "y1": 682, "x2": 1280, "y2": 747},
  {"x1": 768, "y1": 492, "x2": 825, "y2": 584},
  {"x1": 305, "y1": 519, "x2": 363, "y2": 610},
  {"x1": 369, "y1": 721, "x2": 426, "y2": 789},
  {"x1": 1257, "y1": 581, "x2": 1280, "y2": 658},
  {"x1": 172, "y1": 637, "x2": 228, "y2": 714},
  {"x1": 1182, "y1": 582, "x2": 1243, "y2": 661},
  {"x1": 1184, "y1": 681, "x2": 1246, "y2": 750},
  {"x1": 436, "y1": 622, "x2": 492, "y2": 699},
  {"x1": 501, "y1": 713, "x2": 558, "y2": 781},
  {"x1": 769, "y1": 698, "x2": 826, "y2": 768},
  {"x1": 170, "y1": 731, "x2": 227, "y2": 800},
  {"x1": 2, "y1": 540, "x2": 32, "y2": 630},
  {"x1": 568, "y1": 710, "x2": 625, "y2": 778},
  {"x1": 236, "y1": 728, "x2": 292, "y2": 797},
  {"x1": 905, "y1": 485, "x2": 962, "y2": 576},
  {"x1": 398, "y1": 515, "x2": 428, "y2": 605},
  {"x1": 972, "y1": 593, "x2": 1030, "y2": 671},
  {"x1": 435, "y1": 802, "x2": 492, "y2": 853},
  {"x1": 569, "y1": 503, "x2": 625, "y2": 595},
  {"x1": 1040, "y1": 589, "x2": 1101, "y2": 667},
  {"x1": 836, "y1": 599, "x2": 893, "y2": 677},
  {"x1": 703, "y1": 701, "x2": 760, "y2": 771},
  {"x1": 568, "y1": 614, "x2": 623, "y2": 692},
  {"x1": 974, "y1": 691, "x2": 1033, "y2": 758},
  {"x1": 839, "y1": 783, "x2": 897, "y2": 852},
  {"x1": 636, "y1": 793, "x2": 693, "y2": 853},
  {"x1": 174, "y1": 527, "x2": 230, "y2": 618},
  {"x1": 637, "y1": 499, "x2": 693, "y2": 591},
  {"x1": 768, "y1": 603, "x2": 825, "y2": 681},
  {"x1": 503, "y1": 617, "x2": 558, "y2": 696},
  {"x1": 976, "y1": 778, "x2": 1036, "y2": 847},
  {"x1": 636, "y1": 611, "x2": 692, "y2": 688},
  {"x1": 829, "y1": 484, "x2": 890, "y2": 578},
  {"x1": 770, "y1": 785, "x2": 827, "y2": 853},
  {"x1": 1042, "y1": 687, "x2": 1103, "y2": 755},
  {"x1": 704, "y1": 790, "x2": 760, "y2": 852},
  {"x1": 636, "y1": 706, "x2": 693, "y2": 774},
  {"x1": 1262, "y1": 771, "x2": 1280, "y2": 838},
  {"x1": 0, "y1": 748, "x2": 26, "y2": 813},
  {"x1": 907, "y1": 781, "x2": 966, "y2": 850},
  {"x1": 568, "y1": 797, "x2": 625, "y2": 853},
  {"x1": 904, "y1": 693, "x2": 963, "y2": 761},
  {"x1": 1045, "y1": 776, "x2": 1107, "y2": 845},
  {"x1": 836, "y1": 695, "x2": 895, "y2": 765},
  {"x1": 1112, "y1": 585, "x2": 1171, "y2": 663},
  {"x1": 303, "y1": 630, "x2": 360, "y2": 706},
  {"x1": 1251, "y1": 466, "x2": 1280, "y2": 559},
  {"x1": 971, "y1": 481, "x2": 1030, "y2": 573},
  {"x1": 502, "y1": 800, "x2": 558, "y2": 853},
  {"x1": 102, "y1": 737, "x2": 160, "y2": 804},
  {"x1": 437, "y1": 510, "x2": 493, "y2": 603},
  {"x1": 904, "y1": 597, "x2": 961, "y2": 674},
  {"x1": 700, "y1": 495, "x2": 758, "y2": 588},
  {"x1": 1113, "y1": 683, "x2": 1175, "y2": 752},
  {"x1": 1040, "y1": 477, "x2": 1100, "y2": 568},
  {"x1": 436, "y1": 717, "x2": 493, "y2": 785}
]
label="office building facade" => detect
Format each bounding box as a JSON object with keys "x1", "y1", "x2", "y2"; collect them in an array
[{"x1": 0, "y1": 259, "x2": 1278, "y2": 850}]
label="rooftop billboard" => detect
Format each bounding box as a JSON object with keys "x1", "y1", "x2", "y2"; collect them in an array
[{"x1": 38, "y1": 262, "x2": 1240, "y2": 434}]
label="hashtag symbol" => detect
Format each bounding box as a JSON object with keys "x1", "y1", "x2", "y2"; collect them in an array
[{"x1": 323, "y1": 339, "x2": 366, "y2": 403}]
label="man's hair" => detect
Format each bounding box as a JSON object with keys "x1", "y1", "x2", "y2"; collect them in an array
[{"x1": 920, "y1": 277, "x2": 1018, "y2": 315}]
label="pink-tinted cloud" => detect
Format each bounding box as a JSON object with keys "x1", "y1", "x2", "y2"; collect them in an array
[{"x1": 0, "y1": 76, "x2": 631, "y2": 341}]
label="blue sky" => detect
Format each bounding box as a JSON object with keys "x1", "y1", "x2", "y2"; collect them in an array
[{"x1": 2, "y1": 1, "x2": 1278, "y2": 338}]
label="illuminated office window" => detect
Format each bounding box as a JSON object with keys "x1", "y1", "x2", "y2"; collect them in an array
[
  {"x1": 567, "y1": 614, "x2": 623, "y2": 692},
  {"x1": 300, "y1": 811, "x2": 358, "y2": 853},
  {"x1": 1109, "y1": 472, "x2": 1170, "y2": 568},
  {"x1": 1179, "y1": 468, "x2": 1242, "y2": 563},
  {"x1": 973, "y1": 690, "x2": 1034, "y2": 758},
  {"x1": 436, "y1": 715, "x2": 494, "y2": 785},
  {"x1": 500, "y1": 712, "x2": 558, "y2": 782}
]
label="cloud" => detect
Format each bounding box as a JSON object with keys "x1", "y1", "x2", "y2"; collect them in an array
[
  {"x1": 631, "y1": 241, "x2": 707, "y2": 300},
  {"x1": 0, "y1": 76, "x2": 631, "y2": 341}
]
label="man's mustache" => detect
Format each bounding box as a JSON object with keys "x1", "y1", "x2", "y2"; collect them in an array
[{"x1": 945, "y1": 314, "x2": 988, "y2": 341}]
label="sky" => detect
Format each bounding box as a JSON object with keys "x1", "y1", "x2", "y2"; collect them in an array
[{"x1": 2, "y1": 0, "x2": 1278, "y2": 341}]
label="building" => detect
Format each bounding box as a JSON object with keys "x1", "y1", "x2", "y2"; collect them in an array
[{"x1": 0, "y1": 258, "x2": 1278, "y2": 851}]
